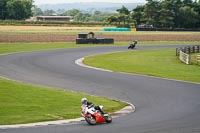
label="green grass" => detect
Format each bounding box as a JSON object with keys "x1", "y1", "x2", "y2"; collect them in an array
[
  {"x1": 0, "y1": 42, "x2": 95, "y2": 54},
  {"x1": 84, "y1": 49, "x2": 200, "y2": 83},
  {"x1": 116, "y1": 41, "x2": 200, "y2": 46},
  {"x1": 1, "y1": 41, "x2": 200, "y2": 55},
  {"x1": 0, "y1": 78, "x2": 127, "y2": 125}
]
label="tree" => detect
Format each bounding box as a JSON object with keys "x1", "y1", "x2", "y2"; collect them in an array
[
  {"x1": 74, "y1": 12, "x2": 91, "y2": 22},
  {"x1": 131, "y1": 0, "x2": 200, "y2": 28},
  {"x1": 43, "y1": 10, "x2": 55, "y2": 16},
  {"x1": 6, "y1": 0, "x2": 33, "y2": 20},
  {"x1": 107, "y1": 15, "x2": 118, "y2": 24},
  {"x1": 171, "y1": 0, "x2": 183, "y2": 28},
  {"x1": 131, "y1": 5, "x2": 145, "y2": 27},
  {"x1": 1, "y1": 0, "x2": 33, "y2": 20},
  {"x1": 62, "y1": 9, "x2": 80, "y2": 16},
  {"x1": 143, "y1": 0, "x2": 160, "y2": 27},
  {"x1": 32, "y1": 6, "x2": 43, "y2": 16},
  {"x1": 0, "y1": 0, "x2": 7, "y2": 19},
  {"x1": 116, "y1": 6, "x2": 131, "y2": 27},
  {"x1": 117, "y1": 5, "x2": 130, "y2": 15},
  {"x1": 178, "y1": 6, "x2": 199, "y2": 28},
  {"x1": 183, "y1": 0, "x2": 193, "y2": 6},
  {"x1": 158, "y1": 0, "x2": 176, "y2": 28},
  {"x1": 192, "y1": 0, "x2": 200, "y2": 27},
  {"x1": 90, "y1": 11, "x2": 107, "y2": 22},
  {"x1": 23, "y1": 0, "x2": 33, "y2": 18}
]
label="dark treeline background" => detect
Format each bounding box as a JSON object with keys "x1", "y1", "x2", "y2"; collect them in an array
[
  {"x1": 0, "y1": 0, "x2": 33, "y2": 20},
  {"x1": 132, "y1": 0, "x2": 200, "y2": 28},
  {"x1": 107, "y1": 0, "x2": 200, "y2": 28},
  {"x1": 0, "y1": 0, "x2": 200, "y2": 28}
]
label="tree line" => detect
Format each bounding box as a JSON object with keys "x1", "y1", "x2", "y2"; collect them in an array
[
  {"x1": 0, "y1": 0, "x2": 200, "y2": 28},
  {"x1": 0, "y1": 0, "x2": 33, "y2": 20},
  {"x1": 132, "y1": 0, "x2": 200, "y2": 28},
  {"x1": 31, "y1": 0, "x2": 200, "y2": 28},
  {"x1": 33, "y1": 8, "x2": 110, "y2": 23},
  {"x1": 107, "y1": 0, "x2": 200, "y2": 28}
]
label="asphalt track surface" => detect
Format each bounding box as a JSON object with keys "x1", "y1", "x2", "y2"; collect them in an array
[{"x1": 0, "y1": 45, "x2": 200, "y2": 133}]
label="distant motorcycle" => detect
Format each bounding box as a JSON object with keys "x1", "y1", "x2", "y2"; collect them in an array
[
  {"x1": 128, "y1": 40, "x2": 137, "y2": 49},
  {"x1": 82, "y1": 105, "x2": 112, "y2": 125}
]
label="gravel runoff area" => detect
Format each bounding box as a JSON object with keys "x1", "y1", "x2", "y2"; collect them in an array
[{"x1": 0, "y1": 33, "x2": 200, "y2": 42}]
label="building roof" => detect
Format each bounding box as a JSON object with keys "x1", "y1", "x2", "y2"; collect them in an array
[{"x1": 37, "y1": 16, "x2": 73, "y2": 19}]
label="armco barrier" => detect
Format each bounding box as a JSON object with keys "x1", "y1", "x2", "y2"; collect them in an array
[
  {"x1": 103, "y1": 28, "x2": 131, "y2": 32},
  {"x1": 136, "y1": 28, "x2": 200, "y2": 31},
  {"x1": 176, "y1": 45, "x2": 200, "y2": 56},
  {"x1": 176, "y1": 45, "x2": 200, "y2": 65}
]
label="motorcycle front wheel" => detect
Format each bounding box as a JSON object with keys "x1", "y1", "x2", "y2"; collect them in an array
[
  {"x1": 104, "y1": 114, "x2": 112, "y2": 123},
  {"x1": 85, "y1": 116, "x2": 96, "y2": 125}
]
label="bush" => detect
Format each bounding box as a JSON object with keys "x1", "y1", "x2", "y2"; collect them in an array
[{"x1": 0, "y1": 20, "x2": 111, "y2": 27}]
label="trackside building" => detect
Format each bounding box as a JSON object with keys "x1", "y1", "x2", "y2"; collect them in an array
[{"x1": 36, "y1": 16, "x2": 73, "y2": 22}]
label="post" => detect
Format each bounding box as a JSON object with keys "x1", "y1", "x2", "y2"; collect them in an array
[
  {"x1": 197, "y1": 54, "x2": 200, "y2": 65},
  {"x1": 198, "y1": 45, "x2": 200, "y2": 52}
]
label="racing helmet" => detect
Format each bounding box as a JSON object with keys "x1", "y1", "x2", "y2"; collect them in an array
[{"x1": 81, "y1": 98, "x2": 88, "y2": 105}]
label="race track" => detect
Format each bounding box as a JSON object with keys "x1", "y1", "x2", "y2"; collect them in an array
[{"x1": 0, "y1": 45, "x2": 200, "y2": 133}]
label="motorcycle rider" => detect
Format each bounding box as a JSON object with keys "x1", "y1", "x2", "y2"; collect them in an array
[
  {"x1": 129, "y1": 40, "x2": 137, "y2": 49},
  {"x1": 132, "y1": 40, "x2": 137, "y2": 47},
  {"x1": 81, "y1": 98, "x2": 105, "y2": 116}
]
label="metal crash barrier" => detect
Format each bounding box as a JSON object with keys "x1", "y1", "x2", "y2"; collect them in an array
[
  {"x1": 76, "y1": 32, "x2": 114, "y2": 44},
  {"x1": 176, "y1": 45, "x2": 200, "y2": 65}
]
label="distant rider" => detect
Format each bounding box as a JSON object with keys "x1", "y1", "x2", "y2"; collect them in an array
[{"x1": 131, "y1": 40, "x2": 137, "y2": 48}]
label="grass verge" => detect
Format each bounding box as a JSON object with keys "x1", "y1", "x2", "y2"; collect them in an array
[
  {"x1": 0, "y1": 42, "x2": 95, "y2": 54},
  {"x1": 0, "y1": 41, "x2": 200, "y2": 55},
  {"x1": 84, "y1": 49, "x2": 200, "y2": 83},
  {"x1": 0, "y1": 78, "x2": 127, "y2": 125}
]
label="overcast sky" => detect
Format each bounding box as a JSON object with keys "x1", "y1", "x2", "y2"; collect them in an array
[{"x1": 34, "y1": 0, "x2": 146, "y2": 5}]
